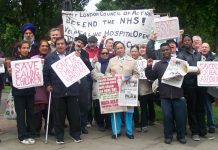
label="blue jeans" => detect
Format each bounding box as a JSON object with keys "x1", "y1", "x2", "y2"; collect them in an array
[
  {"x1": 206, "y1": 94, "x2": 215, "y2": 129},
  {"x1": 111, "y1": 112, "x2": 133, "y2": 135},
  {"x1": 161, "y1": 98, "x2": 186, "y2": 139}
]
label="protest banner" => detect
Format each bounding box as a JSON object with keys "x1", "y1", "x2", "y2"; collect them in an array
[
  {"x1": 51, "y1": 52, "x2": 90, "y2": 87},
  {"x1": 62, "y1": 9, "x2": 154, "y2": 50},
  {"x1": 98, "y1": 75, "x2": 127, "y2": 114},
  {"x1": 118, "y1": 80, "x2": 138, "y2": 106},
  {"x1": 197, "y1": 61, "x2": 218, "y2": 86},
  {"x1": 154, "y1": 17, "x2": 179, "y2": 40},
  {"x1": 136, "y1": 59, "x2": 147, "y2": 79},
  {"x1": 11, "y1": 58, "x2": 43, "y2": 89},
  {"x1": 161, "y1": 57, "x2": 187, "y2": 88}
]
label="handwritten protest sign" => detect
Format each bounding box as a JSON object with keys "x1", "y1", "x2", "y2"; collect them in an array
[
  {"x1": 11, "y1": 58, "x2": 43, "y2": 89},
  {"x1": 62, "y1": 9, "x2": 154, "y2": 49},
  {"x1": 136, "y1": 59, "x2": 147, "y2": 79},
  {"x1": 154, "y1": 17, "x2": 179, "y2": 40},
  {"x1": 118, "y1": 80, "x2": 138, "y2": 106},
  {"x1": 51, "y1": 52, "x2": 90, "y2": 87},
  {"x1": 197, "y1": 61, "x2": 218, "y2": 86},
  {"x1": 98, "y1": 75, "x2": 127, "y2": 114},
  {"x1": 161, "y1": 58, "x2": 187, "y2": 88}
]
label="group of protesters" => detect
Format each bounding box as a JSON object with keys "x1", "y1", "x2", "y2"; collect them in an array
[{"x1": 0, "y1": 22, "x2": 217, "y2": 145}]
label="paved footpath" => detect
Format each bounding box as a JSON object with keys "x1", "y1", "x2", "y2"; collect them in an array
[{"x1": 0, "y1": 92, "x2": 218, "y2": 150}]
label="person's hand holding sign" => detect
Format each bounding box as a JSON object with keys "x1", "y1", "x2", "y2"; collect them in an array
[
  {"x1": 75, "y1": 50, "x2": 81, "y2": 57},
  {"x1": 147, "y1": 58, "x2": 153, "y2": 66}
]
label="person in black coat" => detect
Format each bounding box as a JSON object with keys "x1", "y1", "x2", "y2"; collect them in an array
[
  {"x1": 43, "y1": 37, "x2": 81, "y2": 144},
  {"x1": 9, "y1": 41, "x2": 36, "y2": 144},
  {"x1": 69, "y1": 34, "x2": 93, "y2": 134}
]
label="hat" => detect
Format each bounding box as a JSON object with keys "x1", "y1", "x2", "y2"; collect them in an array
[
  {"x1": 88, "y1": 36, "x2": 98, "y2": 43},
  {"x1": 166, "y1": 39, "x2": 178, "y2": 47},
  {"x1": 21, "y1": 23, "x2": 36, "y2": 35},
  {"x1": 75, "y1": 34, "x2": 87, "y2": 45}
]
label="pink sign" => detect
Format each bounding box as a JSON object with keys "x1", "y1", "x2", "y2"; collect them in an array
[
  {"x1": 98, "y1": 75, "x2": 127, "y2": 114},
  {"x1": 154, "y1": 17, "x2": 179, "y2": 40},
  {"x1": 11, "y1": 58, "x2": 43, "y2": 89},
  {"x1": 197, "y1": 61, "x2": 218, "y2": 86},
  {"x1": 51, "y1": 52, "x2": 90, "y2": 87}
]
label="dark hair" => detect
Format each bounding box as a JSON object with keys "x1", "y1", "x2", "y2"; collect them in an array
[
  {"x1": 113, "y1": 41, "x2": 125, "y2": 50},
  {"x1": 55, "y1": 37, "x2": 67, "y2": 46},
  {"x1": 182, "y1": 34, "x2": 193, "y2": 43},
  {"x1": 39, "y1": 40, "x2": 50, "y2": 50},
  {"x1": 17, "y1": 41, "x2": 30, "y2": 49},
  {"x1": 160, "y1": 42, "x2": 170, "y2": 49},
  {"x1": 105, "y1": 38, "x2": 114, "y2": 44},
  {"x1": 130, "y1": 45, "x2": 139, "y2": 52}
]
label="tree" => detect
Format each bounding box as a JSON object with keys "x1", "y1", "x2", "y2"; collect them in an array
[
  {"x1": 96, "y1": 0, "x2": 218, "y2": 51},
  {"x1": 0, "y1": 0, "x2": 89, "y2": 56}
]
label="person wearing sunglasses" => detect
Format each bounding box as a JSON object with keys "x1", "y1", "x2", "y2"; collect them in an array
[{"x1": 91, "y1": 48, "x2": 111, "y2": 131}]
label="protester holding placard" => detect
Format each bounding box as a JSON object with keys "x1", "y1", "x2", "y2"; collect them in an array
[
  {"x1": 69, "y1": 34, "x2": 93, "y2": 134},
  {"x1": 31, "y1": 40, "x2": 54, "y2": 137},
  {"x1": 86, "y1": 35, "x2": 99, "y2": 64},
  {"x1": 91, "y1": 48, "x2": 111, "y2": 131},
  {"x1": 48, "y1": 28, "x2": 61, "y2": 53},
  {"x1": 43, "y1": 37, "x2": 82, "y2": 144},
  {"x1": 177, "y1": 34, "x2": 210, "y2": 141},
  {"x1": 130, "y1": 45, "x2": 154, "y2": 132},
  {"x1": 200, "y1": 43, "x2": 216, "y2": 133},
  {"x1": 146, "y1": 43, "x2": 186, "y2": 144},
  {"x1": 105, "y1": 41, "x2": 138, "y2": 139},
  {"x1": 9, "y1": 41, "x2": 36, "y2": 145}
]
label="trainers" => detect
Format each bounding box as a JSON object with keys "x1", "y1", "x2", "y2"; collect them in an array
[
  {"x1": 192, "y1": 134, "x2": 200, "y2": 141},
  {"x1": 20, "y1": 139, "x2": 31, "y2": 145},
  {"x1": 71, "y1": 136, "x2": 82, "y2": 143},
  {"x1": 28, "y1": 138, "x2": 35, "y2": 144},
  {"x1": 142, "y1": 126, "x2": 148, "y2": 132},
  {"x1": 135, "y1": 127, "x2": 142, "y2": 132},
  {"x1": 201, "y1": 135, "x2": 215, "y2": 140},
  {"x1": 86, "y1": 123, "x2": 92, "y2": 128},
  {"x1": 56, "y1": 140, "x2": 65, "y2": 144},
  {"x1": 126, "y1": 134, "x2": 134, "y2": 139}
]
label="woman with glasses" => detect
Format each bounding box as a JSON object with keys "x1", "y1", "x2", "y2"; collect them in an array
[{"x1": 91, "y1": 48, "x2": 111, "y2": 131}]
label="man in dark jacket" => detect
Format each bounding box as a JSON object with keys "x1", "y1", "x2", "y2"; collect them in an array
[
  {"x1": 146, "y1": 43, "x2": 186, "y2": 144},
  {"x1": 44, "y1": 37, "x2": 81, "y2": 144},
  {"x1": 69, "y1": 34, "x2": 93, "y2": 134},
  {"x1": 177, "y1": 34, "x2": 209, "y2": 141}
]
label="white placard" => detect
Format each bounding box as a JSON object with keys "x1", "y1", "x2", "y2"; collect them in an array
[
  {"x1": 11, "y1": 58, "x2": 43, "y2": 89},
  {"x1": 51, "y1": 52, "x2": 90, "y2": 87},
  {"x1": 62, "y1": 9, "x2": 154, "y2": 49}
]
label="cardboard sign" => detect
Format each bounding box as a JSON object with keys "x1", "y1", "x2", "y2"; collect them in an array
[
  {"x1": 51, "y1": 52, "x2": 90, "y2": 87},
  {"x1": 11, "y1": 58, "x2": 43, "y2": 89},
  {"x1": 197, "y1": 61, "x2": 218, "y2": 86},
  {"x1": 0, "y1": 58, "x2": 5, "y2": 73},
  {"x1": 98, "y1": 75, "x2": 127, "y2": 114},
  {"x1": 62, "y1": 9, "x2": 154, "y2": 50},
  {"x1": 154, "y1": 17, "x2": 179, "y2": 40}
]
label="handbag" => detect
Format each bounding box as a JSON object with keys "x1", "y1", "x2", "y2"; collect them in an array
[{"x1": 4, "y1": 90, "x2": 17, "y2": 120}]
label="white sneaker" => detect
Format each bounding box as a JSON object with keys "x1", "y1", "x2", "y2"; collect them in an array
[
  {"x1": 28, "y1": 138, "x2": 35, "y2": 144},
  {"x1": 86, "y1": 123, "x2": 92, "y2": 128},
  {"x1": 20, "y1": 139, "x2": 31, "y2": 145},
  {"x1": 56, "y1": 140, "x2": 65, "y2": 144},
  {"x1": 142, "y1": 126, "x2": 148, "y2": 132},
  {"x1": 192, "y1": 135, "x2": 200, "y2": 141}
]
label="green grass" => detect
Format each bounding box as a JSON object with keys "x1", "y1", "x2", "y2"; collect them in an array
[{"x1": 154, "y1": 103, "x2": 218, "y2": 127}]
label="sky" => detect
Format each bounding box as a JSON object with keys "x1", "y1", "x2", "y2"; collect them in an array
[{"x1": 84, "y1": 0, "x2": 101, "y2": 11}]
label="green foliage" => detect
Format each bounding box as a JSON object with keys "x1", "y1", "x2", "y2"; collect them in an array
[
  {"x1": 96, "y1": 0, "x2": 218, "y2": 50},
  {"x1": 0, "y1": 0, "x2": 89, "y2": 57}
]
